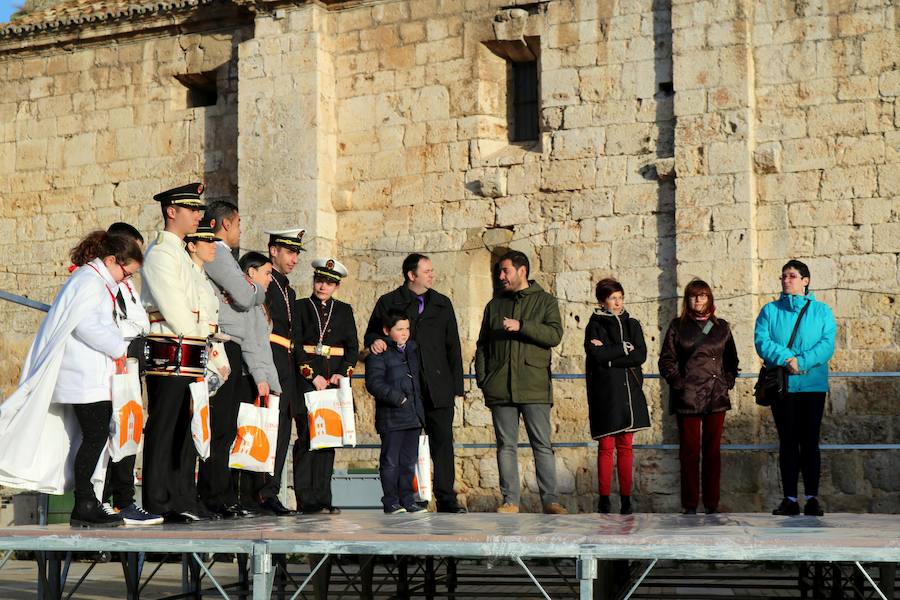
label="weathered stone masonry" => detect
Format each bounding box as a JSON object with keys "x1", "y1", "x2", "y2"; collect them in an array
[{"x1": 0, "y1": 0, "x2": 897, "y2": 513}]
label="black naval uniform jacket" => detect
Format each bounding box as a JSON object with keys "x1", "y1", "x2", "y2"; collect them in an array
[
  {"x1": 293, "y1": 295, "x2": 359, "y2": 397},
  {"x1": 266, "y1": 270, "x2": 297, "y2": 399},
  {"x1": 363, "y1": 285, "x2": 464, "y2": 409}
]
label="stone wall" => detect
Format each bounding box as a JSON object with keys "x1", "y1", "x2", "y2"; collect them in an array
[{"x1": 0, "y1": 0, "x2": 897, "y2": 513}]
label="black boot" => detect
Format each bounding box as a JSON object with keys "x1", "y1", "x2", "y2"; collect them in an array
[
  {"x1": 620, "y1": 496, "x2": 633, "y2": 515},
  {"x1": 598, "y1": 496, "x2": 612, "y2": 514},
  {"x1": 70, "y1": 498, "x2": 124, "y2": 528}
]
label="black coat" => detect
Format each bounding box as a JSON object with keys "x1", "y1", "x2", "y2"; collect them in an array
[
  {"x1": 293, "y1": 295, "x2": 359, "y2": 395},
  {"x1": 266, "y1": 269, "x2": 298, "y2": 411},
  {"x1": 365, "y1": 340, "x2": 426, "y2": 434},
  {"x1": 584, "y1": 308, "x2": 650, "y2": 439},
  {"x1": 364, "y1": 285, "x2": 463, "y2": 408},
  {"x1": 658, "y1": 317, "x2": 739, "y2": 415}
]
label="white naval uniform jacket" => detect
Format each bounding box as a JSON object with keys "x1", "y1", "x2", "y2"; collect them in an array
[{"x1": 140, "y1": 230, "x2": 206, "y2": 338}]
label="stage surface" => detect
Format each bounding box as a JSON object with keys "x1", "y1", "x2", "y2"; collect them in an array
[{"x1": 0, "y1": 512, "x2": 898, "y2": 563}]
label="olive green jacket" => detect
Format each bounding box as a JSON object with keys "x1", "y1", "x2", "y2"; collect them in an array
[{"x1": 474, "y1": 281, "x2": 563, "y2": 405}]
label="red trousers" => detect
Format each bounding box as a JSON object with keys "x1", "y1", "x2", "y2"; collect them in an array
[
  {"x1": 597, "y1": 432, "x2": 634, "y2": 496},
  {"x1": 677, "y1": 412, "x2": 726, "y2": 511}
]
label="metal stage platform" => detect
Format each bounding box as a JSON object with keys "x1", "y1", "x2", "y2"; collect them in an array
[{"x1": 0, "y1": 512, "x2": 898, "y2": 599}]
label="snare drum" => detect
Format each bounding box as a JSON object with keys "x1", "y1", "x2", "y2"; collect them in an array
[{"x1": 144, "y1": 334, "x2": 208, "y2": 377}]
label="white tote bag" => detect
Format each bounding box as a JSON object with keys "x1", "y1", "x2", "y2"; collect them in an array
[
  {"x1": 413, "y1": 434, "x2": 432, "y2": 503},
  {"x1": 304, "y1": 388, "x2": 344, "y2": 450},
  {"x1": 109, "y1": 358, "x2": 144, "y2": 462},
  {"x1": 205, "y1": 341, "x2": 230, "y2": 397},
  {"x1": 189, "y1": 379, "x2": 212, "y2": 461},
  {"x1": 338, "y1": 377, "x2": 356, "y2": 447},
  {"x1": 229, "y1": 395, "x2": 279, "y2": 474}
]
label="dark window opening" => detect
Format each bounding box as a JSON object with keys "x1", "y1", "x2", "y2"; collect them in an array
[
  {"x1": 510, "y1": 60, "x2": 539, "y2": 142},
  {"x1": 175, "y1": 71, "x2": 218, "y2": 108},
  {"x1": 658, "y1": 81, "x2": 674, "y2": 96}
]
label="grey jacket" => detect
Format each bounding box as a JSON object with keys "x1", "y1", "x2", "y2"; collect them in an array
[
  {"x1": 203, "y1": 242, "x2": 265, "y2": 337},
  {"x1": 229, "y1": 305, "x2": 281, "y2": 395}
]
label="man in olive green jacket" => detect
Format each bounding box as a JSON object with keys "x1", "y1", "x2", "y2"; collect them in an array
[{"x1": 475, "y1": 251, "x2": 567, "y2": 515}]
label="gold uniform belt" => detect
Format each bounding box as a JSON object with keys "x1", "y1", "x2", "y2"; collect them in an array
[
  {"x1": 269, "y1": 334, "x2": 294, "y2": 352},
  {"x1": 302, "y1": 344, "x2": 344, "y2": 357}
]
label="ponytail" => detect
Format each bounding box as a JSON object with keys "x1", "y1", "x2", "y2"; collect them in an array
[{"x1": 70, "y1": 230, "x2": 144, "y2": 267}]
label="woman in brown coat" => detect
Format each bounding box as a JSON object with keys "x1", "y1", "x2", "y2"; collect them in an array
[{"x1": 658, "y1": 280, "x2": 739, "y2": 514}]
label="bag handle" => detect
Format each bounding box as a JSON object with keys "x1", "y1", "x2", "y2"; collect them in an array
[
  {"x1": 786, "y1": 300, "x2": 811, "y2": 351},
  {"x1": 255, "y1": 394, "x2": 269, "y2": 408}
]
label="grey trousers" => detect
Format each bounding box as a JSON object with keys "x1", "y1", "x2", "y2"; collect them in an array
[{"x1": 490, "y1": 403, "x2": 558, "y2": 506}]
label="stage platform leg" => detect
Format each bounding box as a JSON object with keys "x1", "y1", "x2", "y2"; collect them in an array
[
  {"x1": 252, "y1": 543, "x2": 274, "y2": 600},
  {"x1": 578, "y1": 556, "x2": 596, "y2": 599}
]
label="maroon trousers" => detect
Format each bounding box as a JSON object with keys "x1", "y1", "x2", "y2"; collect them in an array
[{"x1": 676, "y1": 411, "x2": 726, "y2": 511}]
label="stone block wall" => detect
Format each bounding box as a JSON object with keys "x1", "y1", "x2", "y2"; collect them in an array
[{"x1": 0, "y1": 0, "x2": 897, "y2": 513}]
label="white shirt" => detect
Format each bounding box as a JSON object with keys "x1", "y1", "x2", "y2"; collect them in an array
[{"x1": 53, "y1": 258, "x2": 129, "y2": 405}]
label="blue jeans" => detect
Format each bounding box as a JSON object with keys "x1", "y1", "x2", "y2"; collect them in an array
[{"x1": 379, "y1": 428, "x2": 421, "y2": 509}]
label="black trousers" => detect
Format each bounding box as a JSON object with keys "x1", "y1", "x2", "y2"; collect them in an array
[
  {"x1": 293, "y1": 397, "x2": 335, "y2": 511},
  {"x1": 771, "y1": 392, "x2": 826, "y2": 498},
  {"x1": 72, "y1": 402, "x2": 113, "y2": 503},
  {"x1": 198, "y1": 341, "x2": 246, "y2": 509},
  {"x1": 255, "y1": 347, "x2": 296, "y2": 502},
  {"x1": 143, "y1": 375, "x2": 197, "y2": 514},
  {"x1": 103, "y1": 455, "x2": 135, "y2": 509},
  {"x1": 422, "y1": 385, "x2": 457, "y2": 509}
]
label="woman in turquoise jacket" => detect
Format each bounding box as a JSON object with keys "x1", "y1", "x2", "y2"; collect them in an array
[{"x1": 754, "y1": 260, "x2": 836, "y2": 517}]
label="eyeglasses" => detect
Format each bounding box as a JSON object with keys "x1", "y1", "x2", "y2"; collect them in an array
[
  {"x1": 780, "y1": 273, "x2": 805, "y2": 280},
  {"x1": 118, "y1": 263, "x2": 135, "y2": 280}
]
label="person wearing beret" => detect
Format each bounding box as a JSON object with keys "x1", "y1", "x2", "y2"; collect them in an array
[
  {"x1": 140, "y1": 183, "x2": 209, "y2": 524},
  {"x1": 253, "y1": 228, "x2": 305, "y2": 516},
  {"x1": 292, "y1": 258, "x2": 359, "y2": 515},
  {"x1": 198, "y1": 200, "x2": 267, "y2": 519}
]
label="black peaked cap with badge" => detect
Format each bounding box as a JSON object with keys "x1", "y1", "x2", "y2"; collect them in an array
[{"x1": 153, "y1": 183, "x2": 206, "y2": 208}]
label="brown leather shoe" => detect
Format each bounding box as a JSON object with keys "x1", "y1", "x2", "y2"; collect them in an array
[
  {"x1": 497, "y1": 502, "x2": 519, "y2": 514},
  {"x1": 543, "y1": 503, "x2": 569, "y2": 515}
]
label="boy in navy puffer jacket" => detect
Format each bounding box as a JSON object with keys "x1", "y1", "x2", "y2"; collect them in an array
[{"x1": 365, "y1": 311, "x2": 426, "y2": 514}]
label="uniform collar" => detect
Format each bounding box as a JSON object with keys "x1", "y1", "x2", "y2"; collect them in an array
[
  {"x1": 87, "y1": 257, "x2": 119, "y2": 294},
  {"x1": 158, "y1": 230, "x2": 186, "y2": 248}
]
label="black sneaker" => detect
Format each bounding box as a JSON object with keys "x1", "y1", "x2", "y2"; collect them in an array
[
  {"x1": 803, "y1": 497, "x2": 824, "y2": 516},
  {"x1": 772, "y1": 498, "x2": 801, "y2": 516},
  {"x1": 620, "y1": 496, "x2": 633, "y2": 515},
  {"x1": 436, "y1": 503, "x2": 467, "y2": 514},
  {"x1": 384, "y1": 505, "x2": 407, "y2": 515},
  {"x1": 403, "y1": 503, "x2": 427, "y2": 513},
  {"x1": 70, "y1": 499, "x2": 124, "y2": 528}
]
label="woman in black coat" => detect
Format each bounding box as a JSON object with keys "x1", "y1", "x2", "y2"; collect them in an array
[
  {"x1": 585, "y1": 278, "x2": 650, "y2": 514},
  {"x1": 658, "y1": 279, "x2": 739, "y2": 515}
]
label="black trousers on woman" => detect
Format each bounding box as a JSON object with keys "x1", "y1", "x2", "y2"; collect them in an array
[
  {"x1": 72, "y1": 402, "x2": 113, "y2": 502},
  {"x1": 771, "y1": 392, "x2": 826, "y2": 498}
]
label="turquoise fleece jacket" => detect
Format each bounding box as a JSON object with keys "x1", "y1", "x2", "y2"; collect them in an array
[{"x1": 754, "y1": 292, "x2": 836, "y2": 393}]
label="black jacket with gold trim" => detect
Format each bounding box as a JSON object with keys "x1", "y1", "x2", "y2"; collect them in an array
[{"x1": 293, "y1": 295, "x2": 359, "y2": 393}]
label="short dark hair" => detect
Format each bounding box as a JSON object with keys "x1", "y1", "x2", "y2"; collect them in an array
[
  {"x1": 238, "y1": 250, "x2": 271, "y2": 274},
  {"x1": 107, "y1": 222, "x2": 144, "y2": 244},
  {"x1": 204, "y1": 201, "x2": 239, "y2": 233},
  {"x1": 595, "y1": 278, "x2": 624, "y2": 304},
  {"x1": 402, "y1": 253, "x2": 429, "y2": 281},
  {"x1": 497, "y1": 250, "x2": 530, "y2": 277},
  {"x1": 382, "y1": 310, "x2": 410, "y2": 330},
  {"x1": 782, "y1": 259, "x2": 810, "y2": 279}
]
